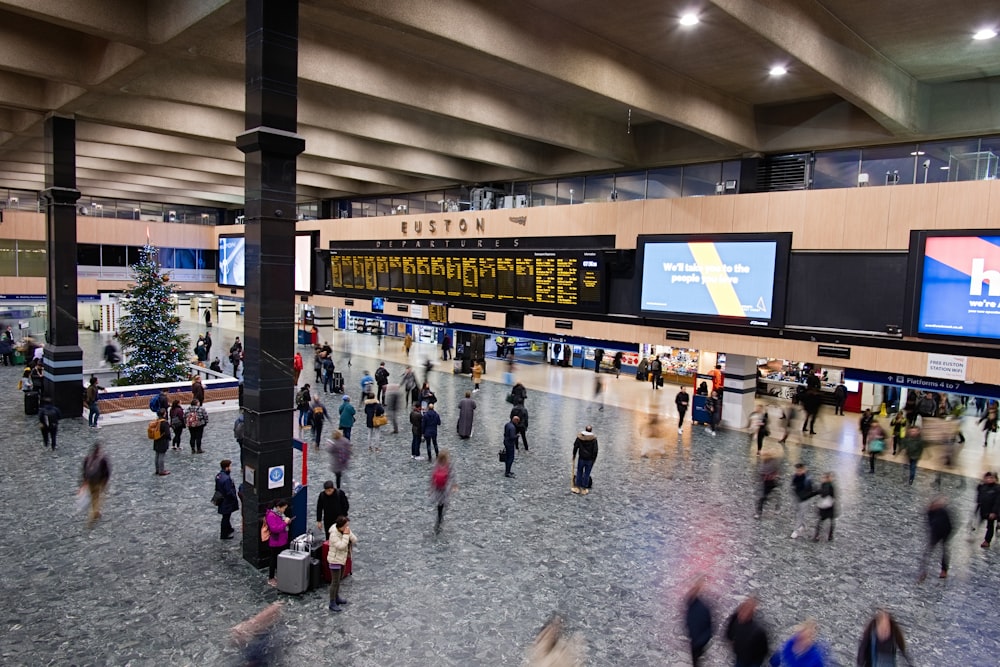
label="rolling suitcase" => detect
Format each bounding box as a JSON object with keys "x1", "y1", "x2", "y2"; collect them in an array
[
  {"x1": 309, "y1": 557, "x2": 324, "y2": 591},
  {"x1": 24, "y1": 390, "x2": 39, "y2": 416},
  {"x1": 276, "y1": 549, "x2": 311, "y2": 594},
  {"x1": 332, "y1": 372, "x2": 344, "y2": 394}
]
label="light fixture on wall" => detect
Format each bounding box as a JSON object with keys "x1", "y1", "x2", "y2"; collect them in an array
[{"x1": 679, "y1": 13, "x2": 699, "y2": 27}]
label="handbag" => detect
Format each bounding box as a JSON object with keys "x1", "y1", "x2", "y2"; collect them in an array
[
  {"x1": 869, "y1": 438, "x2": 885, "y2": 453},
  {"x1": 505, "y1": 393, "x2": 515, "y2": 404},
  {"x1": 372, "y1": 414, "x2": 388, "y2": 428},
  {"x1": 498, "y1": 449, "x2": 505, "y2": 462},
  {"x1": 260, "y1": 519, "x2": 271, "y2": 543},
  {"x1": 211, "y1": 490, "x2": 224, "y2": 506}
]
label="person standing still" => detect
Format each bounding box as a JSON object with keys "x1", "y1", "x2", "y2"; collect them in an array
[
  {"x1": 503, "y1": 415, "x2": 519, "y2": 478},
  {"x1": 152, "y1": 409, "x2": 170, "y2": 475},
  {"x1": 326, "y1": 516, "x2": 357, "y2": 611},
  {"x1": 833, "y1": 382, "x2": 847, "y2": 415},
  {"x1": 265, "y1": 500, "x2": 292, "y2": 587},
  {"x1": 409, "y1": 403, "x2": 424, "y2": 459},
  {"x1": 675, "y1": 385, "x2": 690, "y2": 434},
  {"x1": 316, "y1": 480, "x2": 349, "y2": 537},
  {"x1": 293, "y1": 352, "x2": 303, "y2": 386},
  {"x1": 571, "y1": 425, "x2": 598, "y2": 495},
  {"x1": 215, "y1": 459, "x2": 239, "y2": 539},
  {"x1": 85, "y1": 376, "x2": 104, "y2": 428},
  {"x1": 204, "y1": 306, "x2": 212, "y2": 328},
  {"x1": 81, "y1": 442, "x2": 112, "y2": 528},
  {"x1": 422, "y1": 403, "x2": 442, "y2": 460},
  {"x1": 185, "y1": 399, "x2": 209, "y2": 453},
  {"x1": 375, "y1": 362, "x2": 389, "y2": 403},
  {"x1": 441, "y1": 333, "x2": 452, "y2": 361},
  {"x1": 650, "y1": 356, "x2": 662, "y2": 390},
  {"x1": 510, "y1": 403, "x2": 529, "y2": 451},
  {"x1": 191, "y1": 375, "x2": 205, "y2": 406}
]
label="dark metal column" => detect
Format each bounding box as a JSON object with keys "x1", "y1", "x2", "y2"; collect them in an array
[
  {"x1": 41, "y1": 115, "x2": 83, "y2": 418},
  {"x1": 236, "y1": 0, "x2": 304, "y2": 568}
]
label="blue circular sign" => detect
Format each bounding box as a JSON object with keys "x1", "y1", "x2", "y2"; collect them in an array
[{"x1": 269, "y1": 467, "x2": 284, "y2": 483}]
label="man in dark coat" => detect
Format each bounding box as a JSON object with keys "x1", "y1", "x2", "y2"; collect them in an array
[
  {"x1": 38, "y1": 397, "x2": 62, "y2": 450},
  {"x1": 374, "y1": 362, "x2": 389, "y2": 403},
  {"x1": 725, "y1": 597, "x2": 769, "y2": 667},
  {"x1": 919, "y1": 495, "x2": 953, "y2": 581},
  {"x1": 684, "y1": 577, "x2": 714, "y2": 667},
  {"x1": 316, "y1": 480, "x2": 350, "y2": 537},
  {"x1": 509, "y1": 404, "x2": 529, "y2": 451},
  {"x1": 571, "y1": 425, "x2": 598, "y2": 494},
  {"x1": 503, "y1": 415, "x2": 519, "y2": 478},
  {"x1": 215, "y1": 459, "x2": 239, "y2": 539},
  {"x1": 975, "y1": 472, "x2": 1000, "y2": 548}
]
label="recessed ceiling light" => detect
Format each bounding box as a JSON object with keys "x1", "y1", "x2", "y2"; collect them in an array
[
  {"x1": 940, "y1": 166, "x2": 950, "y2": 170},
  {"x1": 769, "y1": 65, "x2": 787, "y2": 77},
  {"x1": 910, "y1": 151, "x2": 925, "y2": 156},
  {"x1": 679, "y1": 13, "x2": 699, "y2": 27},
  {"x1": 973, "y1": 28, "x2": 997, "y2": 40}
]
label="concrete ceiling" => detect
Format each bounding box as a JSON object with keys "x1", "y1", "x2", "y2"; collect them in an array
[{"x1": 0, "y1": 0, "x2": 997, "y2": 207}]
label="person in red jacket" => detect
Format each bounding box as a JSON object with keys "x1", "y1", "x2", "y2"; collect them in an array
[{"x1": 293, "y1": 352, "x2": 303, "y2": 386}]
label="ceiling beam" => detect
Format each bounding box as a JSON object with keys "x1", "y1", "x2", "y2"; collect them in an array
[
  {"x1": 325, "y1": 0, "x2": 758, "y2": 150},
  {"x1": 708, "y1": 0, "x2": 923, "y2": 135}
]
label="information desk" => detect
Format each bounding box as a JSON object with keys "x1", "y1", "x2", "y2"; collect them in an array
[{"x1": 329, "y1": 249, "x2": 604, "y2": 314}]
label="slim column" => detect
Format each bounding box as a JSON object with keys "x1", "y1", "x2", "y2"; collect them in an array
[
  {"x1": 41, "y1": 115, "x2": 83, "y2": 418},
  {"x1": 236, "y1": 0, "x2": 304, "y2": 568},
  {"x1": 721, "y1": 353, "x2": 758, "y2": 430},
  {"x1": 312, "y1": 305, "x2": 335, "y2": 347}
]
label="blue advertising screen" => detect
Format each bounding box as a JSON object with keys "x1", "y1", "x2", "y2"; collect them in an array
[
  {"x1": 916, "y1": 235, "x2": 1000, "y2": 340},
  {"x1": 637, "y1": 236, "x2": 787, "y2": 327},
  {"x1": 218, "y1": 236, "x2": 245, "y2": 287}
]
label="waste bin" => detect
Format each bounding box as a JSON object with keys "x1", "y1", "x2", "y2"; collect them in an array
[{"x1": 297, "y1": 329, "x2": 309, "y2": 345}]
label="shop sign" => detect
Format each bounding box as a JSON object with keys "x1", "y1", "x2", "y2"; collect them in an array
[{"x1": 926, "y1": 353, "x2": 966, "y2": 381}]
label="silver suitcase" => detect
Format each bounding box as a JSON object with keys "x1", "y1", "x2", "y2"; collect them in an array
[{"x1": 276, "y1": 549, "x2": 311, "y2": 594}]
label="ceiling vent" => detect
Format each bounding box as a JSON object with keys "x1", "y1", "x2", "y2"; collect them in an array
[{"x1": 756, "y1": 154, "x2": 809, "y2": 192}]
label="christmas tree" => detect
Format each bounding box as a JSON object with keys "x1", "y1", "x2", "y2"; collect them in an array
[{"x1": 115, "y1": 244, "x2": 190, "y2": 385}]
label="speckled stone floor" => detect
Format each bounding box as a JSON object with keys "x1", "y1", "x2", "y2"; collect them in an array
[{"x1": 1, "y1": 326, "x2": 999, "y2": 666}]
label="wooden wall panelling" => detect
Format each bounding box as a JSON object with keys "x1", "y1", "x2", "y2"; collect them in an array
[
  {"x1": 700, "y1": 196, "x2": 736, "y2": 234},
  {"x1": 639, "y1": 198, "x2": 673, "y2": 236},
  {"x1": 987, "y1": 180, "x2": 1000, "y2": 229},
  {"x1": 874, "y1": 347, "x2": 924, "y2": 376},
  {"x1": 766, "y1": 189, "x2": 808, "y2": 245},
  {"x1": 933, "y1": 181, "x2": 991, "y2": 230},
  {"x1": 886, "y1": 184, "x2": 939, "y2": 248},
  {"x1": 798, "y1": 189, "x2": 847, "y2": 249},
  {"x1": 731, "y1": 193, "x2": 770, "y2": 235},
  {"x1": 966, "y1": 356, "x2": 1000, "y2": 386},
  {"x1": 842, "y1": 186, "x2": 890, "y2": 249},
  {"x1": 669, "y1": 197, "x2": 704, "y2": 234}
]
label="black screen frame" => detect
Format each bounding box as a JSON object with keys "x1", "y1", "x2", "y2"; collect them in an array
[
  {"x1": 217, "y1": 233, "x2": 245, "y2": 288},
  {"x1": 633, "y1": 232, "x2": 792, "y2": 330}
]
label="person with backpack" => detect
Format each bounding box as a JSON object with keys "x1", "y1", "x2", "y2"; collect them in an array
[
  {"x1": 571, "y1": 425, "x2": 598, "y2": 495},
  {"x1": 509, "y1": 403, "x2": 529, "y2": 451},
  {"x1": 150, "y1": 409, "x2": 170, "y2": 475},
  {"x1": 214, "y1": 459, "x2": 239, "y2": 540},
  {"x1": 322, "y1": 355, "x2": 335, "y2": 394},
  {"x1": 374, "y1": 362, "x2": 389, "y2": 403},
  {"x1": 430, "y1": 449, "x2": 454, "y2": 533},
  {"x1": 422, "y1": 403, "x2": 442, "y2": 461},
  {"x1": 338, "y1": 395, "x2": 356, "y2": 440},
  {"x1": 168, "y1": 399, "x2": 185, "y2": 450},
  {"x1": 310, "y1": 397, "x2": 330, "y2": 447},
  {"x1": 185, "y1": 398, "x2": 209, "y2": 453},
  {"x1": 81, "y1": 442, "x2": 112, "y2": 527},
  {"x1": 149, "y1": 390, "x2": 168, "y2": 415},
  {"x1": 85, "y1": 375, "x2": 104, "y2": 428},
  {"x1": 296, "y1": 385, "x2": 312, "y2": 429},
  {"x1": 649, "y1": 356, "x2": 662, "y2": 390},
  {"x1": 359, "y1": 370, "x2": 374, "y2": 397},
  {"x1": 38, "y1": 397, "x2": 62, "y2": 450}
]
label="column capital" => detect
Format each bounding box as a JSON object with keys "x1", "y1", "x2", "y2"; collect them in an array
[
  {"x1": 236, "y1": 127, "x2": 305, "y2": 156},
  {"x1": 39, "y1": 187, "x2": 81, "y2": 205}
]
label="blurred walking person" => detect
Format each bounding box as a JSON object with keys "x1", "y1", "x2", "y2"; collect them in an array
[
  {"x1": 769, "y1": 619, "x2": 829, "y2": 667},
  {"x1": 684, "y1": 576, "x2": 714, "y2": 667},
  {"x1": 755, "y1": 452, "x2": 781, "y2": 519},
  {"x1": 856, "y1": 610, "x2": 910, "y2": 667},
  {"x1": 789, "y1": 463, "x2": 815, "y2": 539},
  {"x1": 675, "y1": 385, "x2": 690, "y2": 434},
  {"x1": 918, "y1": 495, "x2": 953, "y2": 581},
  {"x1": 525, "y1": 615, "x2": 583, "y2": 667},
  {"x1": 973, "y1": 472, "x2": 1000, "y2": 549},
  {"x1": 867, "y1": 420, "x2": 886, "y2": 474},
  {"x1": 900, "y1": 426, "x2": 926, "y2": 485},
  {"x1": 81, "y1": 442, "x2": 111, "y2": 528},
  {"x1": 324, "y1": 431, "x2": 351, "y2": 489},
  {"x1": 725, "y1": 597, "x2": 770, "y2": 667},
  {"x1": 430, "y1": 449, "x2": 454, "y2": 533},
  {"x1": 813, "y1": 472, "x2": 837, "y2": 542}
]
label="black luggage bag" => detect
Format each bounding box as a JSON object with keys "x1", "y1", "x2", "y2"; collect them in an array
[
  {"x1": 332, "y1": 372, "x2": 344, "y2": 394},
  {"x1": 24, "y1": 390, "x2": 39, "y2": 416}
]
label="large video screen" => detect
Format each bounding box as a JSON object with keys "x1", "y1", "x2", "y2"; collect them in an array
[
  {"x1": 295, "y1": 234, "x2": 312, "y2": 293},
  {"x1": 911, "y1": 232, "x2": 1000, "y2": 340},
  {"x1": 218, "y1": 234, "x2": 313, "y2": 291},
  {"x1": 636, "y1": 233, "x2": 791, "y2": 328},
  {"x1": 328, "y1": 249, "x2": 604, "y2": 314},
  {"x1": 218, "y1": 235, "x2": 245, "y2": 287}
]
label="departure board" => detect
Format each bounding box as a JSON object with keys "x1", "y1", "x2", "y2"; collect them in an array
[{"x1": 328, "y1": 249, "x2": 605, "y2": 313}]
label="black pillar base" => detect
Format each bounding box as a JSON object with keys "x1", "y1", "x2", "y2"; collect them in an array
[{"x1": 42, "y1": 344, "x2": 83, "y2": 418}]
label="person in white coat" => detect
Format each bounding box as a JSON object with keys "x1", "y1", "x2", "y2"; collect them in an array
[{"x1": 326, "y1": 516, "x2": 358, "y2": 612}]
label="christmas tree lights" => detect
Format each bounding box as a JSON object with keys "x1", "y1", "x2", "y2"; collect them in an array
[{"x1": 114, "y1": 244, "x2": 190, "y2": 385}]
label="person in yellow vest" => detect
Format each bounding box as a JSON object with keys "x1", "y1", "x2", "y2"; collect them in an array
[{"x1": 403, "y1": 332, "x2": 413, "y2": 356}]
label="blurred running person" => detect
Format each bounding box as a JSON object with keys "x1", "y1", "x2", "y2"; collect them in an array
[{"x1": 918, "y1": 495, "x2": 953, "y2": 582}]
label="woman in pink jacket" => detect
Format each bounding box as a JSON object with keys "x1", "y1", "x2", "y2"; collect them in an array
[{"x1": 265, "y1": 500, "x2": 291, "y2": 587}]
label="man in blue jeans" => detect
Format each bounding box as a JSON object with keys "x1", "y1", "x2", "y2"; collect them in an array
[
  {"x1": 571, "y1": 425, "x2": 599, "y2": 495},
  {"x1": 901, "y1": 425, "x2": 926, "y2": 485}
]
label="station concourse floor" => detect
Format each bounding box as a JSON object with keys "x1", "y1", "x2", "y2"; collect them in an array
[{"x1": 2, "y1": 322, "x2": 1000, "y2": 666}]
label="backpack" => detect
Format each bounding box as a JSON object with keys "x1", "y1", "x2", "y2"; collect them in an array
[
  {"x1": 186, "y1": 411, "x2": 201, "y2": 428},
  {"x1": 260, "y1": 516, "x2": 271, "y2": 543},
  {"x1": 312, "y1": 405, "x2": 325, "y2": 424},
  {"x1": 147, "y1": 419, "x2": 162, "y2": 440},
  {"x1": 170, "y1": 413, "x2": 184, "y2": 429},
  {"x1": 149, "y1": 395, "x2": 160, "y2": 413},
  {"x1": 432, "y1": 465, "x2": 449, "y2": 490},
  {"x1": 296, "y1": 391, "x2": 310, "y2": 409}
]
